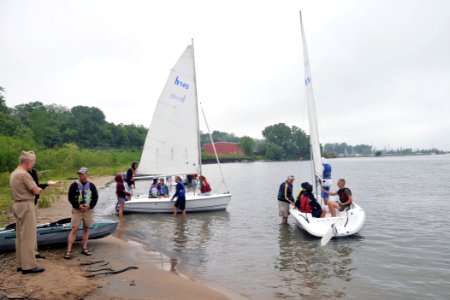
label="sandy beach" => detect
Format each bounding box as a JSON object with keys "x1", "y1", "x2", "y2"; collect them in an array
[{"x1": 0, "y1": 176, "x2": 230, "y2": 300}]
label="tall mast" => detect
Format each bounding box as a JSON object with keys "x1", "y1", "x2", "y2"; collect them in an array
[
  {"x1": 191, "y1": 39, "x2": 203, "y2": 175},
  {"x1": 299, "y1": 11, "x2": 323, "y2": 199}
]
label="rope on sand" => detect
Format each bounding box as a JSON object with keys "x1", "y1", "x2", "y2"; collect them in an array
[{"x1": 82, "y1": 266, "x2": 138, "y2": 277}]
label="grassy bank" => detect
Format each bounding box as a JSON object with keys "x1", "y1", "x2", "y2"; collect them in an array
[{"x1": 0, "y1": 147, "x2": 140, "y2": 226}]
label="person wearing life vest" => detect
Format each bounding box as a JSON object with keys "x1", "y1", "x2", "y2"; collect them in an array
[
  {"x1": 295, "y1": 182, "x2": 326, "y2": 218},
  {"x1": 157, "y1": 178, "x2": 169, "y2": 198},
  {"x1": 277, "y1": 175, "x2": 295, "y2": 224},
  {"x1": 322, "y1": 178, "x2": 353, "y2": 217},
  {"x1": 198, "y1": 175, "x2": 211, "y2": 195},
  {"x1": 321, "y1": 158, "x2": 333, "y2": 206},
  {"x1": 64, "y1": 167, "x2": 98, "y2": 259}
]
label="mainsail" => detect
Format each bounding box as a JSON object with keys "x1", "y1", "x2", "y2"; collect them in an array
[
  {"x1": 138, "y1": 45, "x2": 201, "y2": 175},
  {"x1": 299, "y1": 11, "x2": 323, "y2": 184}
]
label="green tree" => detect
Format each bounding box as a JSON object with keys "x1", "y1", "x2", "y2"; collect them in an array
[
  {"x1": 257, "y1": 141, "x2": 284, "y2": 160},
  {"x1": 239, "y1": 136, "x2": 255, "y2": 155},
  {"x1": 262, "y1": 123, "x2": 291, "y2": 151},
  {"x1": 290, "y1": 126, "x2": 310, "y2": 159}
]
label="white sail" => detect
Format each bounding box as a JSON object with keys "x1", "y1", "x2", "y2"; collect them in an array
[
  {"x1": 138, "y1": 45, "x2": 201, "y2": 175},
  {"x1": 300, "y1": 12, "x2": 323, "y2": 183}
]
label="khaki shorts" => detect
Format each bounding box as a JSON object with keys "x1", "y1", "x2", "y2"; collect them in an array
[
  {"x1": 278, "y1": 201, "x2": 290, "y2": 217},
  {"x1": 71, "y1": 208, "x2": 94, "y2": 228}
]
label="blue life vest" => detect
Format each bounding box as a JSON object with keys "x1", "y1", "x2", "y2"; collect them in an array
[{"x1": 323, "y1": 163, "x2": 332, "y2": 179}]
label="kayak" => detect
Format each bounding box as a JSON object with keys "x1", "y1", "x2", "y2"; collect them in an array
[{"x1": 0, "y1": 218, "x2": 118, "y2": 253}]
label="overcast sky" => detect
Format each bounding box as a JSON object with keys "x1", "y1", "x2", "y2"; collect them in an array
[{"x1": 1, "y1": 0, "x2": 449, "y2": 150}]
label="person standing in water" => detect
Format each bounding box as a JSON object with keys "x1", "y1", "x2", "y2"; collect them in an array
[
  {"x1": 171, "y1": 176, "x2": 186, "y2": 218},
  {"x1": 115, "y1": 174, "x2": 130, "y2": 222},
  {"x1": 277, "y1": 175, "x2": 295, "y2": 224}
]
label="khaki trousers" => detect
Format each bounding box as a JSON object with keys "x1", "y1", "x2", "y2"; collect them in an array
[
  {"x1": 35, "y1": 204, "x2": 39, "y2": 255},
  {"x1": 13, "y1": 200, "x2": 37, "y2": 270}
]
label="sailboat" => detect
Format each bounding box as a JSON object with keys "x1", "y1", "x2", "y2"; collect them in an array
[
  {"x1": 123, "y1": 42, "x2": 232, "y2": 213},
  {"x1": 289, "y1": 12, "x2": 365, "y2": 242}
]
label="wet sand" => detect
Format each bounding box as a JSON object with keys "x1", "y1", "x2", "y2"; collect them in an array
[{"x1": 0, "y1": 176, "x2": 230, "y2": 300}]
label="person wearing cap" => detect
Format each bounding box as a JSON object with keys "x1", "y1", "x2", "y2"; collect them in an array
[
  {"x1": 9, "y1": 150, "x2": 45, "y2": 274},
  {"x1": 296, "y1": 182, "x2": 326, "y2": 218},
  {"x1": 64, "y1": 167, "x2": 99, "y2": 259},
  {"x1": 277, "y1": 175, "x2": 295, "y2": 224}
]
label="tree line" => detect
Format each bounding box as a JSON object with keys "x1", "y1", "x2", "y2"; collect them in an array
[
  {"x1": 4, "y1": 87, "x2": 436, "y2": 170},
  {"x1": 0, "y1": 88, "x2": 147, "y2": 150}
]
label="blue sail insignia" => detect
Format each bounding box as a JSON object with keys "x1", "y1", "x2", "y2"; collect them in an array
[
  {"x1": 305, "y1": 77, "x2": 311, "y2": 86},
  {"x1": 174, "y1": 75, "x2": 190, "y2": 89}
]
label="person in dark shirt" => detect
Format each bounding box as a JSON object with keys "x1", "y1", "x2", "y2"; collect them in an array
[
  {"x1": 115, "y1": 174, "x2": 130, "y2": 222},
  {"x1": 171, "y1": 176, "x2": 186, "y2": 218},
  {"x1": 64, "y1": 167, "x2": 98, "y2": 259},
  {"x1": 125, "y1": 162, "x2": 138, "y2": 194},
  {"x1": 29, "y1": 168, "x2": 58, "y2": 259},
  {"x1": 296, "y1": 182, "x2": 326, "y2": 218},
  {"x1": 277, "y1": 176, "x2": 295, "y2": 224}
]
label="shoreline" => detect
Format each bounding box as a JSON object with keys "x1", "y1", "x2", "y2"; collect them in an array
[{"x1": 1, "y1": 175, "x2": 236, "y2": 300}]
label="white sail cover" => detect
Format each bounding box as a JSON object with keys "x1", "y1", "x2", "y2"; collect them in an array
[
  {"x1": 300, "y1": 12, "x2": 323, "y2": 183},
  {"x1": 138, "y1": 45, "x2": 201, "y2": 175}
]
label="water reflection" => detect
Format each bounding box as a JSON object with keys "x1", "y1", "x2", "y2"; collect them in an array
[
  {"x1": 275, "y1": 225, "x2": 356, "y2": 299},
  {"x1": 115, "y1": 221, "x2": 125, "y2": 239},
  {"x1": 172, "y1": 218, "x2": 188, "y2": 253}
]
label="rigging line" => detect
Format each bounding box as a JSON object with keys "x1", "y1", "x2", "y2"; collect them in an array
[{"x1": 199, "y1": 102, "x2": 229, "y2": 192}]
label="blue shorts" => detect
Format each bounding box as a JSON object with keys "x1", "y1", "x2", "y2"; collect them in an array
[
  {"x1": 312, "y1": 209, "x2": 323, "y2": 218},
  {"x1": 174, "y1": 196, "x2": 186, "y2": 210},
  {"x1": 321, "y1": 186, "x2": 330, "y2": 199},
  {"x1": 117, "y1": 197, "x2": 127, "y2": 204}
]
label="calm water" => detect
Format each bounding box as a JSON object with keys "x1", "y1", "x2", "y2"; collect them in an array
[{"x1": 96, "y1": 155, "x2": 450, "y2": 299}]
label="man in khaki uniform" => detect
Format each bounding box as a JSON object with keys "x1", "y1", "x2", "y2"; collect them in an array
[{"x1": 9, "y1": 151, "x2": 45, "y2": 274}]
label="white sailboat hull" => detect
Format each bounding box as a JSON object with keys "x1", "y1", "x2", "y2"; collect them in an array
[
  {"x1": 123, "y1": 193, "x2": 232, "y2": 213},
  {"x1": 289, "y1": 202, "x2": 365, "y2": 238}
]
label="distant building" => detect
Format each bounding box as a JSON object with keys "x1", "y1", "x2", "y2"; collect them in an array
[{"x1": 204, "y1": 142, "x2": 244, "y2": 155}]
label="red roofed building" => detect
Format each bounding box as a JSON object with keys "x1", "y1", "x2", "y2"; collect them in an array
[{"x1": 204, "y1": 142, "x2": 243, "y2": 155}]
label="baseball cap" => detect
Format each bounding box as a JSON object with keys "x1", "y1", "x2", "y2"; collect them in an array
[{"x1": 77, "y1": 167, "x2": 88, "y2": 174}]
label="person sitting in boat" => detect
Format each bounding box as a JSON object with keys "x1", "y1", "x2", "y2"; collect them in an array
[
  {"x1": 321, "y1": 158, "x2": 333, "y2": 206},
  {"x1": 148, "y1": 178, "x2": 159, "y2": 198},
  {"x1": 322, "y1": 178, "x2": 353, "y2": 217},
  {"x1": 157, "y1": 178, "x2": 169, "y2": 198},
  {"x1": 198, "y1": 175, "x2": 211, "y2": 196},
  {"x1": 296, "y1": 182, "x2": 326, "y2": 218},
  {"x1": 294, "y1": 182, "x2": 309, "y2": 207}
]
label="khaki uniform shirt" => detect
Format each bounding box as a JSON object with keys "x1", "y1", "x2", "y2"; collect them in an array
[{"x1": 10, "y1": 167, "x2": 37, "y2": 201}]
